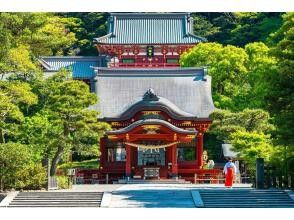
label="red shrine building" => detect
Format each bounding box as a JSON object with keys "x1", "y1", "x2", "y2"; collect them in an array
[
  {"x1": 94, "y1": 13, "x2": 205, "y2": 68},
  {"x1": 89, "y1": 13, "x2": 220, "y2": 183}
]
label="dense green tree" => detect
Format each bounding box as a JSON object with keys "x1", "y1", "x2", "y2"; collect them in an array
[
  {"x1": 0, "y1": 81, "x2": 37, "y2": 144},
  {"x1": 180, "y1": 41, "x2": 277, "y2": 111},
  {"x1": 210, "y1": 109, "x2": 274, "y2": 141},
  {"x1": 58, "y1": 13, "x2": 108, "y2": 55},
  {"x1": 0, "y1": 142, "x2": 46, "y2": 190},
  {"x1": 191, "y1": 13, "x2": 220, "y2": 39},
  {"x1": 227, "y1": 13, "x2": 283, "y2": 47},
  {"x1": 268, "y1": 13, "x2": 294, "y2": 147},
  {"x1": 210, "y1": 109, "x2": 275, "y2": 169},
  {"x1": 0, "y1": 13, "x2": 77, "y2": 56},
  {"x1": 180, "y1": 42, "x2": 249, "y2": 110},
  {"x1": 230, "y1": 131, "x2": 273, "y2": 168},
  {"x1": 203, "y1": 13, "x2": 283, "y2": 46},
  {"x1": 265, "y1": 13, "x2": 294, "y2": 177},
  {"x1": 29, "y1": 70, "x2": 110, "y2": 175}
]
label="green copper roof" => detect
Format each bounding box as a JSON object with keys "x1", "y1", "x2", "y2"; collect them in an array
[
  {"x1": 39, "y1": 56, "x2": 106, "y2": 79},
  {"x1": 94, "y1": 13, "x2": 205, "y2": 45}
]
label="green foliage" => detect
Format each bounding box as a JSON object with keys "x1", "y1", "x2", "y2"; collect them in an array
[
  {"x1": 268, "y1": 13, "x2": 294, "y2": 147},
  {"x1": 210, "y1": 109, "x2": 274, "y2": 141},
  {"x1": 201, "y1": 13, "x2": 283, "y2": 47},
  {"x1": 230, "y1": 131, "x2": 273, "y2": 168},
  {"x1": 0, "y1": 142, "x2": 46, "y2": 190},
  {"x1": 0, "y1": 13, "x2": 77, "y2": 56},
  {"x1": 191, "y1": 14, "x2": 220, "y2": 38},
  {"x1": 180, "y1": 41, "x2": 277, "y2": 111},
  {"x1": 29, "y1": 70, "x2": 110, "y2": 176},
  {"x1": 0, "y1": 81, "x2": 37, "y2": 144},
  {"x1": 58, "y1": 13, "x2": 108, "y2": 55},
  {"x1": 181, "y1": 42, "x2": 248, "y2": 110},
  {"x1": 56, "y1": 175, "x2": 71, "y2": 189},
  {"x1": 14, "y1": 163, "x2": 47, "y2": 190},
  {"x1": 210, "y1": 109, "x2": 275, "y2": 169}
]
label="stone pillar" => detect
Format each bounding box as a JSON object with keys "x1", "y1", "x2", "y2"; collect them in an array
[
  {"x1": 125, "y1": 144, "x2": 131, "y2": 177},
  {"x1": 197, "y1": 133, "x2": 203, "y2": 168},
  {"x1": 256, "y1": 158, "x2": 264, "y2": 189},
  {"x1": 171, "y1": 144, "x2": 178, "y2": 177}
]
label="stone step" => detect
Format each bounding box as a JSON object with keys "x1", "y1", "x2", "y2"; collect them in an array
[
  {"x1": 202, "y1": 204, "x2": 294, "y2": 207},
  {"x1": 8, "y1": 192, "x2": 103, "y2": 207},
  {"x1": 198, "y1": 189, "x2": 294, "y2": 208},
  {"x1": 8, "y1": 204, "x2": 100, "y2": 208}
]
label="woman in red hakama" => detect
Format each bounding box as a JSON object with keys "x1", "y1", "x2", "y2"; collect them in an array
[
  {"x1": 224, "y1": 167, "x2": 234, "y2": 187},
  {"x1": 223, "y1": 157, "x2": 236, "y2": 188}
]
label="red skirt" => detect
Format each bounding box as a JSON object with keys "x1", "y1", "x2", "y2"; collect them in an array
[{"x1": 225, "y1": 167, "x2": 234, "y2": 187}]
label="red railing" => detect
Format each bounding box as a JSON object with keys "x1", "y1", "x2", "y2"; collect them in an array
[{"x1": 109, "y1": 62, "x2": 180, "y2": 68}]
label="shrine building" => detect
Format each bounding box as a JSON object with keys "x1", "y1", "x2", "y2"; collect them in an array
[
  {"x1": 91, "y1": 13, "x2": 219, "y2": 182},
  {"x1": 94, "y1": 13, "x2": 205, "y2": 68},
  {"x1": 39, "y1": 13, "x2": 221, "y2": 183}
]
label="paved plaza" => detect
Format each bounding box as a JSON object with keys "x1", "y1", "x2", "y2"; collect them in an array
[
  {"x1": 66, "y1": 184, "x2": 254, "y2": 208},
  {"x1": 2, "y1": 184, "x2": 294, "y2": 208}
]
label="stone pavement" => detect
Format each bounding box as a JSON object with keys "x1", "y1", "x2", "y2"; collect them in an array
[
  {"x1": 3, "y1": 184, "x2": 293, "y2": 208},
  {"x1": 62, "y1": 183, "x2": 252, "y2": 208}
]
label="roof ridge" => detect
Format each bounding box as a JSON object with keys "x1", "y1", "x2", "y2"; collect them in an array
[
  {"x1": 110, "y1": 12, "x2": 190, "y2": 17},
  {"x1": 40, "y1": 56, "x2": 104, "y2": 59}
]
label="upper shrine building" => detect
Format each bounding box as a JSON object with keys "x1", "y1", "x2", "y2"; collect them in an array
[
  {"x1": 94, "y1": 13, "x2": 205, "y2": 68},
  {"x1": 39, "y1": 13, "x2": 222, "y2": 183}
]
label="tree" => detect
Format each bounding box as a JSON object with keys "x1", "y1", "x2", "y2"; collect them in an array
[
  {"x1": 244, "y1": 42, "x2": 277, "y2": 109},
  {"x1": 0, "y1": 13, "x2": 78, "y2": 56},
  {"x1": 0, "y1": 81, "x2": 37, "y2": 144},
  {"x1": 205, "y1": 13, "x2": 283, "y2": 46},
  {"x1": 210, "y1": 109, "x2": 275, "y2": 169},
  {"x1": 230, "y1": 131, "x2": 273, "y2": 168},
  {"x1": 180, "y1": 41, "x2": 277, "y2": 111},
  {"x1": 268, "y1": 12, "x2": 294, "y2": 147},
  {"x1": 210, "y1": 109, "x2": 274, "y2": 141},
  {"x1": 0, "y1": 142, "x2": 46, "y2": 190},
  {"x1": 227, "y1": 13, "x2": 283, "y2": 47},
  {"x1": 30, "y1": 70, "x2": 110, "y2": 176},
  {"x1": 191, "y1": 13, "x2": 220, "y2": 39},
  {"x1": 265, "y1": 13, "x2": 294, "y2": 177},
  {"x1": 180, "y1": 42, "x2": 249, "y2": 110},
  {"x1": 58, "y1": 13, "x2": 108, "y2": 55}
]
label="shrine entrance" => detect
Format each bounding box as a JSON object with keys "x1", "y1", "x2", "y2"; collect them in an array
[
  {"x1": 98, "y1": 88, "x2": 214, "y2": 182},
  {"x1": 137, "y1": 144, "x2": 165, "y2": 167}
]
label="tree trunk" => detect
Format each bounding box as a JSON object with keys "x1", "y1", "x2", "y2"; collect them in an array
[
  {"x1": 0, "y1": 128, "x2": 5, "y2": 144},
  {"x1": 50, "y1": 146, "x2": 64, "y2": 176}
]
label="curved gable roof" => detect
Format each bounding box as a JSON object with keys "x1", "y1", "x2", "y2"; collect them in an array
[
  {"x1": 107, "y1": 119, "x2": 197, "y2": 135},
  {"x1": 94, "y1": 13, "x2": 206, "y2": 45},
  {"x1": 91, "y1": 68, "x2": 215, "y2": 119}
]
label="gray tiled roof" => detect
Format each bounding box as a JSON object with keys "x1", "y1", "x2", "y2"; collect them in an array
[
  {"x1": 39, "y1": 56, "x2": 106, "y2": 79},
  {"x1": 91, "y1": 68, "x2": 214, "y2": 119},
  {"x1": 94, "y1": 13, "x2": 205, "y2": 45}
]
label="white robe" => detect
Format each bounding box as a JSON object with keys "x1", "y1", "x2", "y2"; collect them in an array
[{"x1": 223, "y1": 162, "x2": 237, "y2": 175}]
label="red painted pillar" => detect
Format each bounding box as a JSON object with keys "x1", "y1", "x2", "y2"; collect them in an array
[
  {"x1": 125, "y1": 144, "x2": 131, "y2": 177},
  {"x1": 99, "y1": 137, "x2": 106, "y2": 168},
  {"x1": 171, "y1": 144, "x2": 178, "y2": 177},
  {"x1": 197, "y1": 133, "x2": 203, "y2": 168}
]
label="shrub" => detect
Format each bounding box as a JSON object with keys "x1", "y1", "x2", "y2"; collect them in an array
[{"x1": 57, "y1": 175, "x2": 71, "y2": 189}]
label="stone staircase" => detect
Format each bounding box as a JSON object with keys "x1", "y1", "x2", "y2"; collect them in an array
[
  {"x1": 198, "y1": 189, "x2": 294, "y2": 208},
  {"x1": 8, "y1": 192, "x2": 103, "y2": 207}
]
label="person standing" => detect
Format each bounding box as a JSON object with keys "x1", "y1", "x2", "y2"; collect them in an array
[{"x1": 223, "y1": 157, "x2": 237, "y2": 188}]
